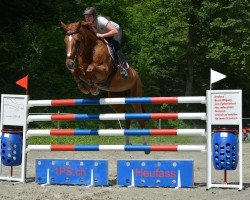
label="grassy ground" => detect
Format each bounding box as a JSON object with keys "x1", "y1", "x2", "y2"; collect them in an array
[
  {"x1": 27, "y1": 119, "x2": 207, "y2": 145},
  {"x1": 27, "y1": 135, "x2": 206, "y2": 145}
]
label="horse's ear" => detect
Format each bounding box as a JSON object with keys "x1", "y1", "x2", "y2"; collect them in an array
[
  {"x1": 80, "y1": 20, "x2": 85, "y2": 26},
  {"x1": 61, "y1": 21, "x2": 68, "y2": 31},
  {"x1": 76, "y1": 21, "x2": 81, "y2": 29}
]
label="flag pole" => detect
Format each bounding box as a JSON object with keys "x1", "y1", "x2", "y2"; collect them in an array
[{"x1": 210, "y1": 69, "x2": 212, "y2": 90}]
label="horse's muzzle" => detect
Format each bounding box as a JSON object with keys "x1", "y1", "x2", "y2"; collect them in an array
[{"x1": 66, "y1": 58, "x2": 76, "y2": 70}]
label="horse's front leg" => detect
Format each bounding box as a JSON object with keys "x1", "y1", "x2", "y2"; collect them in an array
[{"x1": 71, "y1": 70, "x2": 90, "y2": 94}]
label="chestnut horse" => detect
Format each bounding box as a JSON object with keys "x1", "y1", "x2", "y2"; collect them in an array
[{"x1": 61, "y1": 21, "x2": 147, "y2": 146}]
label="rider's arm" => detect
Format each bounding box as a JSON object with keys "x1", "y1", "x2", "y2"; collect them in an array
[
  {"x1": 96, "y1": 17, "x2": 119, "y2": 38},
  {"x1": 97, "y1": 22, "x2": 118, "y2": 38}
]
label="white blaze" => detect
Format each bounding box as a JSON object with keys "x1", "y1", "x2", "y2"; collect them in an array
[{"x1": 67, "y1": 35, "x2": 72, "y2": 57}]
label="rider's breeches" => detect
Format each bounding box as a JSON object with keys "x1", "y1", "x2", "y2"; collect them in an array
[{"x1": 105, "y1": 37, "x2": 128, "y2": 70}]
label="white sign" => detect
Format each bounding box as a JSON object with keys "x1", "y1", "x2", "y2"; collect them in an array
[
  {"x1": 1, "y1": 95, "x2": 28, "y2": 126},
  {"x1": 210, "y1": 90, "x2": 242, "y2": 125}
]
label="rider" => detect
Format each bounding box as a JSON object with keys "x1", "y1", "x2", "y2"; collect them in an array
[{"x1": 83, "y1": 7, "x2": 129, "y2": 79}]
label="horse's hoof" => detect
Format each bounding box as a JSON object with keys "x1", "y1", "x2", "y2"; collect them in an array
[
  {"x1": 144, "y1": 151, "x2": 150, "y2": 155},
  {"x1": 91, "y1": 88, "x2": 100, "y2": 96},
  {"x1": 80, "y1": 89, "x2": 90, "y2": 94},
  {"x1": 77, "y1": 83, "x2": 90, "y2": 94}
]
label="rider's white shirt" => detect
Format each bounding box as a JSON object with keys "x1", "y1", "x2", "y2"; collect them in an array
[
  {"x1": 96, "y1": 16, "x2": 122, "y2": 43},
  {"x1": 96, "y1": 16, "x2": 120, "y2": 33}
]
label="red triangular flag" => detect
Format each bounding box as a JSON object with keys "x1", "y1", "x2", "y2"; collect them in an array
[{"x1": 16, "y1": 75, "x2": 28, "y2": 90}]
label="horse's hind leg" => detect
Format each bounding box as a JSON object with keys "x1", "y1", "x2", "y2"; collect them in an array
[
  {"x1": 132, "y1": 104, "x2": 147, "y2": 145},
  {"x1": 131, "y1": 104, "x2": 150, "y2": 155},
  {"x1": 129, "y1": 78, "x2": 148, "y2": 146},
  {"x1": 129, "y1": 77, "x2": 149, "y2": 153},
  {"x1": 138, "y1": 120, "x2": 147, "y2": 145},
  {"x1": 108, "y1": 92, "x2": 131, "y2": 145},
  {"x1": 109, "y1": 104, "x2": 131, "y2": 144}
]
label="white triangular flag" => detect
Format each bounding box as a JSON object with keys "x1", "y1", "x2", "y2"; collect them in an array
[{"x1": 210, "y1": 69, "x2": 226, "y2": 84}]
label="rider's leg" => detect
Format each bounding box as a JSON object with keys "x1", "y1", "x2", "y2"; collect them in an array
[
  {"x1": 105, "y1": 37, "x2": 129, "y2": 79},
  {"x1": 116, "y1": 49, "x2": 128, "y2": 78},
  {"x1": 112, "y1": 39, "x2": 128, "y2": 79},
  {"x1": 105, "y1": 37, "x2": 116, "y2": 60}
]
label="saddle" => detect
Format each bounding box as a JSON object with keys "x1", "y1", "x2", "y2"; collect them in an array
[{"x1": 104, "y1": 37, "x2": 120, "y2": 63}]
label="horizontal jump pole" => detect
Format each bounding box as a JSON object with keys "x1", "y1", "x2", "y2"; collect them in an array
[
  {"x1": 26, "y1": 144, "x2": 206, "y2": 152},
  {"x1": 27, "y1": 129, "x2": 206, "y2": 137},
  {"x1": 27, "y1": 113, "x2": 206, "y2": 122},
  {"x1": 28, "y1": 96, "x2": 206, "y2": 107}
]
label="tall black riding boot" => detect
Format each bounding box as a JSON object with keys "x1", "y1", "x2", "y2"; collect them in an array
[
  {"x1": 116, "y1": 49, "x2": 129, "y2": 79},
  {"x1": 105, "y1": 38, "x2": 129, "y2": 79}
]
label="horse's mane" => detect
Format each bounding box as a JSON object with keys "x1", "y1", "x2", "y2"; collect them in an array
[
  {"x1": 80, "y1": 21, "x2": 95, "y2": 33},
  {"x1": 80, "y1": 21, "x2": 107, "y2": 44}
]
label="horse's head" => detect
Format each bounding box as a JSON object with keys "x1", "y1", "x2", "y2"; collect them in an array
[
  {"x1": 61, "y1": 21, "x2": 83, "y2": 70},
  {"x1": 61, "y1": 21, "x2": 98, "y2": 71}
]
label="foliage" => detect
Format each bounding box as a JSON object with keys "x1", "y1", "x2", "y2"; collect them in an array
[{"x1": 0, "y1": 0, "x2": 249, "y2": 129}]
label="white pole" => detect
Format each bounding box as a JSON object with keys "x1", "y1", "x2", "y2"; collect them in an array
[
  {"x1": 206, "y1": 90, "x2": 212, "y2": 189},
  {"x1": 239, "y1": 90, "x2": 243, "y2": 190},
  {"x1": 21, "y1": 95, "x2": 29, "y2": 183}
]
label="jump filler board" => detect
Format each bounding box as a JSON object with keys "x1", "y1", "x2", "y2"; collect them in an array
[
  {"x1": 117, "y1": 160, "x2": 194, "y2": 187},
  {"x1": 36, "y1": 159, "x2": 108, "y2": 186}
]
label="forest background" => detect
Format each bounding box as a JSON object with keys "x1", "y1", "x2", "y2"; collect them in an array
[{"x1": 0, "y1": 0, "x2": 249, "y2": 132}]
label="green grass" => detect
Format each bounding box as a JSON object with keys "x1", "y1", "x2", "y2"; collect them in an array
[
  {"x1": 27, "y1": 118, "x2": 206, "y2": 145},
  {"x1": 27, "y1": 135, "x2": 206, "y2": 145}
]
